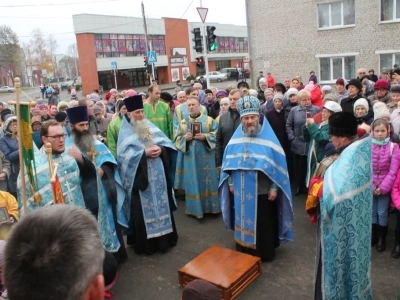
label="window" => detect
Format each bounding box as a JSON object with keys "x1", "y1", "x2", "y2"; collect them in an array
[
  {"x1": 318, "y1": 0, "x2": 355, "y2": 29},
  {"x1": 380, "y1": 53, "x2": 400, "y2": 69},
  {"x1": 93, "y1": 33, "x2": 166, "y2": 57},
  {"x1": 381, "y1": 0, "x2": 400, "y2": 21},
  {"x1": 319, "y1": 56, "x2": 356, "y2": 82}
]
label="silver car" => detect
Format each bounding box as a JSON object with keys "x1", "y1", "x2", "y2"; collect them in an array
[
  {"x1": 196, "y1": 72, "x2": 227, "y2": 82},
  {"x1": 0, "y1": 86, "x2": 15, "y2": 93}
]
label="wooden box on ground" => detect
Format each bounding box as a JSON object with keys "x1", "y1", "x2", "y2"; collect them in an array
[{"x1": 178, "y1": 245, "x2": 262, "y2": 300}]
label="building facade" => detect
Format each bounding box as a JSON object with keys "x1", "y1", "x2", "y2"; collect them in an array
[
  {"x1": 72, "y1": 14, "x2": 249, "y2": 94},
  {"x1": 246, "y1": 0, "x2": 400, "y2": 85}
]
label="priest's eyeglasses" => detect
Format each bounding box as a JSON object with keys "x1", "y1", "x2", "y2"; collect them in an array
[{"x1": 46, "y1": 134, "x2": 67, "y2": 140}]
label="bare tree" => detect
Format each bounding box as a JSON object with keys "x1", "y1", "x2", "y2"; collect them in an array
[
  {"x1": 30, "y1": 28, "x2": 47, "y2": 64},
  {"x1": 67, "y1": 43, "x2": 79, "y2": 78},
  {"x1": 0, "y1": 25, "x2": 22, "y2": 85},
  {"x1": 48, "y1": 34, "x2": 59, "y2": 77},
  {"x1": 58, "y1": 55, "x2": 76, "y2": 79}
]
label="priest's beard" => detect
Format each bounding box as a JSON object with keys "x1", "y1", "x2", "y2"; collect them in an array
[
  {"x1": 70, "y1": 127, "x2": 95, "y2": 153},
  {"x1": 243, "y1": 124, "x2": 259, "y2": 137},
  {"x1": 131, "y1": 118, "x2": 152, "y2": 144}
]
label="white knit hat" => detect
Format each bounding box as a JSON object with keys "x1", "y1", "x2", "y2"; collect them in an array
[
  {"x1": 353, "y1": 98, "x2": 369, "y2": 114},
  {"x1": 373, "y1": 101, "x2": 391, "y2": 120}
]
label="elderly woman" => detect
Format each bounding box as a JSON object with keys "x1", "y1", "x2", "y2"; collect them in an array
[
  {"x1": 302, "y1": 101, "x2": 342, "y2": 187},
  {"x1": 215, "y1": 97, "x2": 230, "y2": 123},
  {"x1": 261, "y1": 88, "x2": 274, "y2": 113},
  {"x1": 335, "y1": 78, "x2": 348, "y2": 104},
  {"x1": 209, "y1": 90, "x2": 228, "y2": 118},
  {"x1": 388, "y1": 85, "x2": 400, "y2": 113},
  {"x1": 257, "y1": 78, "x2": 267, "y2": 103},
  {"x1": 286, "y1": 89, "x2": 321, "y2": 195},
  {"x1": 56, "y1": 101, "x2": 69, "y2": 112}
]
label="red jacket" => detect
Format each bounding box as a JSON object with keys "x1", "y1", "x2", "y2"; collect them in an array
[
  {"x1": 267, "y1": 75, "x2": 275, "y2": 88},
  {"x1": 310, "y1": 86, "x2": 323, "y2": 107}
]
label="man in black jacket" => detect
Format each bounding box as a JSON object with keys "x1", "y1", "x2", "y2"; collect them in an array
[{"x1": 215, "y1": 89, "x2": 243, "y2": 169}]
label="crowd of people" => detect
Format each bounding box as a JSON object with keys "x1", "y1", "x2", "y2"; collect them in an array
[{"x1": 0, "y1": 65, "x2": 398, "y2": 299}]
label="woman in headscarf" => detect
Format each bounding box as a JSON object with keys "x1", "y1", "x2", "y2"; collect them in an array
[{"x1": 0, "y1": 116, "x2": 19, "y2": 198}]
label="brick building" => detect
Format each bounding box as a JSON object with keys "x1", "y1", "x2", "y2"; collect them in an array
[
  {"x1": 246, "y1": 0, "x2": 400, "y2": 85},
  {"x1": 72, "y1": 14, "x2": 249, "y2": 95}
]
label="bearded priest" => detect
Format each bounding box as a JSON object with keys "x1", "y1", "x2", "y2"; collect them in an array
[
  {"x1": 66, "y1": 105, "x2": 128, "y2": 263},
  {"x1": 219, "y1": 95, "x2": 294, "y2": 262},
  {"x1": 117, "y1": 95, "x2": 178, "y2": 255}
]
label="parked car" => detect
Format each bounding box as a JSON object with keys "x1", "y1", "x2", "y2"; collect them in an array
[
  {"x1": 196, "y1": 72, "x2": 227, "y2": 82},
  {"x1": 60, "y1": 83, "x2": 70, "y2": 91},
  {"x1": 219, "y1": 68, "x2": 251, "y2": 79},
  {"x1": 0, "y1": 86, "x2": 15, "y2": 93}
]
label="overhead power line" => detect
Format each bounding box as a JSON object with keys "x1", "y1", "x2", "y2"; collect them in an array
[{"x1": 0, "y1": 0, "x2": 119, "y2": 7}]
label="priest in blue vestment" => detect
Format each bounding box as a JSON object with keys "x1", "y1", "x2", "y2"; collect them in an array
[
  {"x1": 17, "y1": 120, "x2": 86, "y2": 214},
  {"x1": 174, "y1": 97, "x2": 220, "y2": 218},
  {"x1": 314, "y1": 112, "x2": 372, "y2": 300},
  {"x1": 117, "y1": 95, "x2": 178, "y2": 255},
  {"x1": 219, "y1": 95, "x2": 293, "y2": 262},
  {"x1": 66, "y1": 106, "x2": 128, "y2": 263}
]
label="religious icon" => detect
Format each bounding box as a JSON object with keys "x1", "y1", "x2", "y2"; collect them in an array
[
  {"x1": 0, "y1": 207, "x2": 9, "y2": 225},
  {"x1": 192, "y1": 122, "x2": 202, "y2": 136}
]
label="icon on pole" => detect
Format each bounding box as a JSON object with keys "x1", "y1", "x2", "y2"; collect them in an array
[
  {"x1": 196, "y1": 7, "x2": 208, "y2": 23},
  {"x1": 111, "y1": 61, "x2": 117, "y2": 70}
]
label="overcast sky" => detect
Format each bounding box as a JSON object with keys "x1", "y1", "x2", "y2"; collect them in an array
[{"x1": 1, "y1": 0, "x2": 246, "y2": 54}]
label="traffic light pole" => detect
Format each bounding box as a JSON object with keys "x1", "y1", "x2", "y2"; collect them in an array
[{"x1": 200, "y1": 0, "x2": 210, "y2": 89}]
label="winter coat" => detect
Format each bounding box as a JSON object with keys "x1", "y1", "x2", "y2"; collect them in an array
[
  {"x1": 391, "y1": 170, "x2": 400, "y2": 209},
  {"x1": 368, "y1": 92, "x2": 392, "y2": 105},
  {"x1": 0, "y1": 134, "x2": 19, "y2": 193},
  {"x1": 284, "y1": 102, "x2": 297, "y2": 122},
  {"x1": 286, "y1": 105, "x2": 321, "y2": 156},
  {"x1": 341, "y1": 93, "x2": 364, "y2": 114},
  {"x1": 372, "y1": 141, "x2": 400, "y2": 195},
  {"x1": 265, "y1": 108, "x2": 290, "y2": 156},
  {"x1": 215, "y1": 108, "x2": 240, "y2": 167},
  {"x1": 310, "y1": 86, "x2": 323, "y2": 107},
  {"x1": 209, "y1": 101, "x2": 220, "y2": 119}
]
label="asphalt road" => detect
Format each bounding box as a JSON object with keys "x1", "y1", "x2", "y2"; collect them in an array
[
  {"x1": 0, "y1": 79, "x2": 251, "y2": 105},
  {"x1": 111, "y1": 191, "x2": 399, "y2": 300}
]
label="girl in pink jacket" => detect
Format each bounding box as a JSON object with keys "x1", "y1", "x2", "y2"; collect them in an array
[{"x1": 372, "y1": 118, "x2": 400, "y2": 253}]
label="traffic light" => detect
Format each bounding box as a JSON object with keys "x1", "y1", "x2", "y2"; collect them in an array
[
  {"x1": 144, "y1": 56, "x2": 148, "y2": 66},
  {"x1": 191, "y1": 28, "x2": 203, "y2": 53},
  {"x1": 196, "y1": 56, "x2": 204, "y2": 68},
  {"x1": 206, "y1": 26, "x2": 217, "y2": 51}
]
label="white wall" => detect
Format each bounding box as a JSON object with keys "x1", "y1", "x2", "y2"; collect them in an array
[{"x1": 72, "y1": 14, "x2": 165, "y2": 35}]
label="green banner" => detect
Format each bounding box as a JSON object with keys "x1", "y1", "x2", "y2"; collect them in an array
[{"x1": 19, "y1": 104, "x2": 38, "y2": 191}]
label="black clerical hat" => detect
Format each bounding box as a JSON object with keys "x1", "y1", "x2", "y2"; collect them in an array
[
  {"x1": 66, "y1": 106, "x2": 88, "y2": 124},
  {"x1": 123, "y1": 95, "x2": 143, "y2": 112}
]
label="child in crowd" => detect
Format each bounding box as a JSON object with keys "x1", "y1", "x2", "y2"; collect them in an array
[{"x1": 371, "y1": 118, "x2": 400, "y2": 252}]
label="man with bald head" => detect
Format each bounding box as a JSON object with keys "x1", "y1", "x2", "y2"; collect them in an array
[{"x1": 176, "y1": 91, "x2": 186, "y2": 104}]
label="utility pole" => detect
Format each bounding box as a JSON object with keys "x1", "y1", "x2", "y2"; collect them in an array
[
  {"x1": 200, "y1": 0, "x2": 210, "y2": 89},
  {"x1": 141, "y1": 1, "x2": 155, "y2": 83}
]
